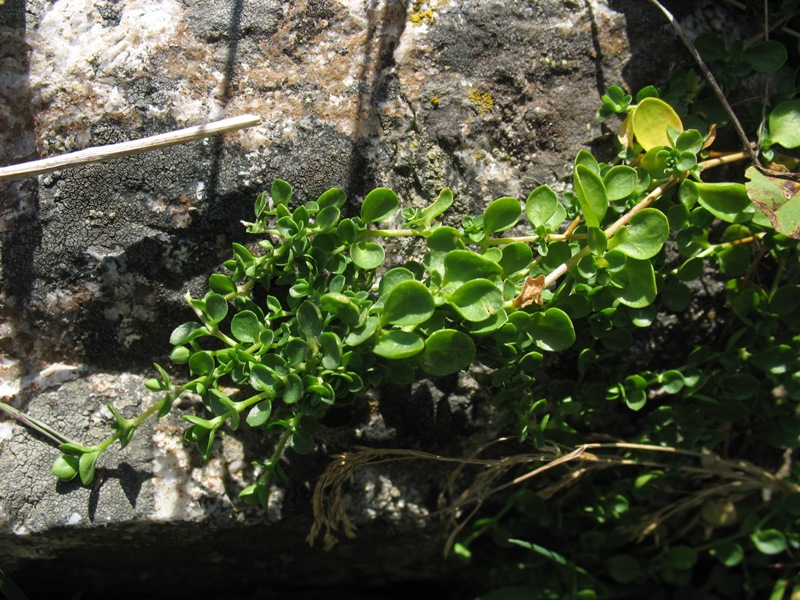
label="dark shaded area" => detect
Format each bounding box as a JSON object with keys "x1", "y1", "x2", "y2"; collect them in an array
[
  {"x1": 0, "y1": 0, "x2": 39, "y2": 304},
  {"x1": 1, "y1": 518, "x2": 480, "y2": 600},
  {"x1": 605, "y1": 0, "x2": 689, "y2": 92}
]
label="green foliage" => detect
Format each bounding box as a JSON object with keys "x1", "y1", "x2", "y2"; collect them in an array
[
  {"x1": 4, "y1": 5, "x2": 796, "y2": 600},
  {"x1": 444, "y1": 15, "x2": 800, "y2": 599}
]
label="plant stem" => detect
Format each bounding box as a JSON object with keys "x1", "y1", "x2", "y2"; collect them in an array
[
  {"x1": 542, "y1": 177, "x2": 679, "y2": 290},
  {"x1": 647, "y1": 0, "x2": 760, "y2": 167},
  {"x1": 0, "y1": 402, "x2": 80, "y2": 446},
  {"x1": 368, "y1": 228, "x2": 417, "y2": 238}
]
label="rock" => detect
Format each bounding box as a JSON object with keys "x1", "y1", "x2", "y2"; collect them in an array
[
  {"x1": 0, "y1": 372, "x2": 478, "y2": 597},
  {"x1": 0, "y1": 0, "x2": 685, "y2": 597}
]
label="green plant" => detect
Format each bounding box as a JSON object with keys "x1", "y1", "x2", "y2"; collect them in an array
[{"x1": 3, "y1": 2, "x2": 799, "y2": 598}]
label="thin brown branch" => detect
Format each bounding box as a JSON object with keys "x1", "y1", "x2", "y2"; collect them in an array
[{"x1": 646, "y1": 0, "x2": 760, "y2": 167}]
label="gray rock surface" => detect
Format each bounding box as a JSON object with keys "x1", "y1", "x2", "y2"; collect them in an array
[{"x1": 0, "y1": 0, "x2": 691, "y2": 597}]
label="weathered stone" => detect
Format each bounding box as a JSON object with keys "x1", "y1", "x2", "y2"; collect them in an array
[
  {"x1": 0, "y1": 0, "x2": 695, "y2": 596},
  {"x1": 0, "y1": 373, "x2": 481, "y2": 597}
]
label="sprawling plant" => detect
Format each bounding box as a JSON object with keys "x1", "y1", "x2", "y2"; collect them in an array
[{"x1": 4, "y1": 2, "x2": 799, "y2": 598}]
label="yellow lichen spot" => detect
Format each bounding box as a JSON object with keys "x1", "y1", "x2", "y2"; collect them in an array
[
  {"x1": 430, "y1": 96, "x2": 440, "y2": 107},
  {"x1": 410, "y1": 9, "x2": 434, "y2": 25},
  {"x1": 467, "y1": 87, "x2": 494, "y2": 114},
  {"x1": 409, "y1": 1, "x2": 436, "y2": 26}
]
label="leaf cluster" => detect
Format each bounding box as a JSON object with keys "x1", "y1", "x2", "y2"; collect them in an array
[{"x1": 24, "y1": 6, "x2": 800, "y2": 599}]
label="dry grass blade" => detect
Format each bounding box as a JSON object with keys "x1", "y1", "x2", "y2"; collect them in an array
[{"x1": 308, "y1": 440, "x2": 800, "y2": 554}]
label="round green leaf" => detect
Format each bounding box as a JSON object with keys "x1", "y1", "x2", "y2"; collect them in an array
[
  {"x1": 499, "y1": 243, "x2": 533, "y2": 276},
  {"x1": 271, "y1": 179, "x2": 292, "y2": 205},
  {"x1": 188, "y1": 350, "x2": 215, "y2": 375},
  {"x1": 337, "y1": 218, "x2": 356, "y2": 243},
  {"x1": 447, "y1": 279, "x2": 504, "y2": 322},
  {"x1": 51, "y1": 454, "x2": 80, "y2": 481},
  {"x1": 661, "y1": 281, "x2": 691, "y2": 312},
  {"x1": 78, "y1": 451, "x2": 99, "y2": 485},
  {"x1": 769, "y1": 285, "x2": 800, "y2": 315},
  {"x1": 688, "y1": 180, "x2": 754, "y2": 223},
  {"x1": 677, "y1": 256, "x2": 703, "y2": 281},
  {"x1": 751, "y1": 529, "x2": 787, "y2": 555},
  {"x1": 204, "y1": 293, "x2": 229, "y2": 324},
  {"x1": 283, "y1": 373, "x2": 304, "y2": 404},
  {"x1": 344, "y1": 316, "x2": 380, "y2": 346},
  {"x1": 751, "y1": 344, "x2": 794, "y2": 375},
  {"x1": 744, "y1": 40, "x2": 787, "y2": 73},
  {"x1": 525, "y1": 185, "x2": 559, "y2": 229},
  {"x1": 381, "y1": 280, "x2": 435, "y2": 326},
  {"x1": 297, "y1": 301, "x2": 323, "y2": 338},
  {"x1": 611, "y1": 258, "x2": 657, "y2": 308},
  {"x1": 605, "y1": 554, "x2": 642, "y2": 584},
  {"x1": 466, "y1": 310, "x2": 508, "y2": 335},
  {"x1": 484, "y1": 196, "x2": 522, "y2": 235},
  {"x1": 601, "y1": 328, "x2": 633, "y2": 352},
  {"x1": 246, "y1": 400, "x2": 272, "y2": 428},
  {"x1": 276, "y1": 216, "x2": 299, "y2": 238},
  {"x1": 291, "y1": 430, "x2": 316, "y2": 455},
  {"x1": 608, "y1": 208, "x2": 668, "y2": 260},
  {"x1": 372, "y1": 330, "x2": 424, "y2": 359},
  {"x1": 675, "y1": 129, "x2": 704, "y2": 154},
  {"x1": 603, "y1": 165, "x2": 637, "y2": 200},
  {"x1": 710, "y1": 542, "x2": 744, "y2": 567},
  {"x1": 351, "y1": 241, "x2": 385, "y2": 270},
  {"x1": 316, "y1": 205, "x2": 340, "y2": 232},
  {"x1": 575, "y1": 149, "x2": 600, "y2": 174},
  {"x1": 421, "y1": 329, "x2": 476, "y2": 376},
  {"x1": 208, "y1": 273, "x2": 236, "y2": 295},
  {"x1": 170, "y1": 346, "x2": 191, "y2": 364},
  {"x1": 231, "y1": 310, "x2": 260, "y2": 343},
  {"x1": 361, "y1": 188, "x2": 399, "y2": 223},
  {"x1": 542, "y1": 240, "x2": 572, "y2": 271},
  {"x1": 170, "y1": 322, "x2": 209, "y2": 346},
  {"x1": 319, "y1": 331, "x2": 342, "y2": 370},
  {"x1": 530, "y1": 308, "x2": 575, "y2": 352},
  {"x1": 442, "y1": 250, "x2": 503, "y2": 289},
  {"x1": 632, "y1": 97, "x2": 683, "y2": 150},
  {"x1": 717, "y1": 245, "x2": 750, "y2": 277},
  {"x1": 317, "y1": 187, "x2": 347, "y2": 209},
  {"x1": 378, "y1": 267, "x2": 416, "y2": 297},
  {"x1": 427, "y1": 226, "x2": 464, "y2": 252},
  {"x1": 285, "y1": 338, "x2": 308, "y2": 366},
  {"x1": 768, "y1": 99, "x2": 800, "y2": 149},
  {"x1": 250, "y1": 364, "x2": 278, "y2": 392},
  {"x1": 661, "y1": 370, "x2": 685, "y2": 394},
  {"x1": 320, "y1": 292, "x2": 361, "y2": 326}
]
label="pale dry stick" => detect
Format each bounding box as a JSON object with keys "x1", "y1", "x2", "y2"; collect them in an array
[
  {"x1": 0, "y1": 114, "x2": 262, "y2": 183},
  {"x1": 541, "y1": 148, "x2": 752, "y2": 293},
  {"x1": 542, "y1": 175, "x2": 680, "y2": 290}
]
